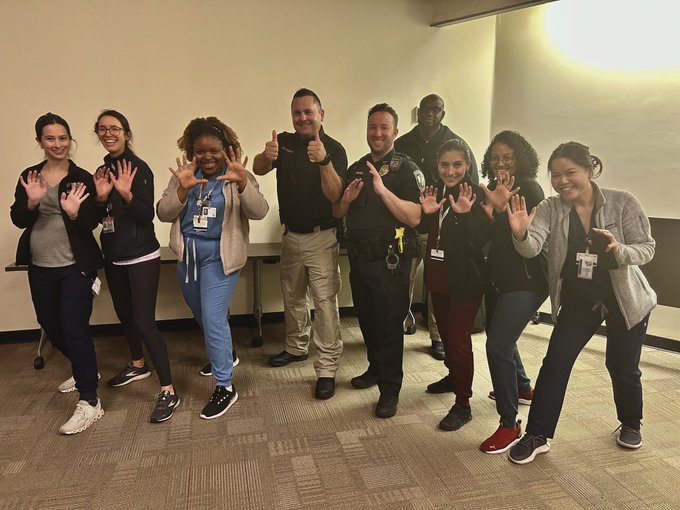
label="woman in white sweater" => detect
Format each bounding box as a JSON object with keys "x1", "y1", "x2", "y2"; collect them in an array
[
  {"x1": 157, "y1": 117, "x2": 268, "y2": 420},
  {"x1": 506, "y1": 141, "x2": 656, "y2": 464}
]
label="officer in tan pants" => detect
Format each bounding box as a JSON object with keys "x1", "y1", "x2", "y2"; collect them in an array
[{"x1": 253, "y1": 88, "x2": 347, "y2": 400}]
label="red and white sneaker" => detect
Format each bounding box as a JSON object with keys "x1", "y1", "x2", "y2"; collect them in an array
[
  {"x1": 488, "y1": 388, "x2": 534, "y2": 406},
  {"x1": 480, "y1": 420, "x2": 522, "y2": 454}
]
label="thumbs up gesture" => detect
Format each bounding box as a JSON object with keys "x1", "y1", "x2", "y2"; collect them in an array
[
  {"x1": 307, "y1": 130, "x2": 327, "y2": 164},
  {"x1": 264, "y1": 130, "x2": 279, "y2": 161}
]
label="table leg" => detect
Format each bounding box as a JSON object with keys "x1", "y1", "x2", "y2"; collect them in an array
[{"x1": 250, "y1": 259, "x2": 264, "y2": 347}]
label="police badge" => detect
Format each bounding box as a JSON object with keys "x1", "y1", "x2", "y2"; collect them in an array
[{"x1": 379, "y1": 164, "x2": 389, "y2": 176}]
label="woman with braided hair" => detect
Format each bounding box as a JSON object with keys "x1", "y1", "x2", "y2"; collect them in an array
[{"x1": 157, "y1": 117, "x2": 268, "y2": 420}]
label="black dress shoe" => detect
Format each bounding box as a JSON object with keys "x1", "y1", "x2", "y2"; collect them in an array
[
  {"x1": 315, "y1": 377, "x2": 335, "y2": 400},
  {"x1": 431, "y1": 340, "x2": 446, "y2": 361},
  {"x1": 269, "y1": 350, "x2": 309, "y2": 367},
  {"x1": 375, "y1": 394, "x2": 399, "y2": 418},
  {"x1": 351, "y1": 371, "x2": 379, "y2": 389}
]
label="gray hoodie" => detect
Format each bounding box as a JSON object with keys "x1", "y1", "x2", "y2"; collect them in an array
[{"x1": 513, "y1": 182, "x2": 656, "y2": 330}]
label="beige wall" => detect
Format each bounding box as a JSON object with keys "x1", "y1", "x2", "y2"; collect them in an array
[{"x1": 0, "y1": 1, "x2": 497, "y2": 332}]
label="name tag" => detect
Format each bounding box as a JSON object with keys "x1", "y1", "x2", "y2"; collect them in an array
[
  {"x1": 193, "y1": 215, "x2": 208, "y2": 231},
  {"x1": 102, "y1": 216, "x2": 115, "y2": 233},
  {"x1": 430, "y1": 249, "x2": 444, "y2": 261},
  {"x1": 202, "y1": 206, "x2": 217, "y2": 218},
  {"x1": 576, "y1": 252, "x2": 598, "y2": 280}
]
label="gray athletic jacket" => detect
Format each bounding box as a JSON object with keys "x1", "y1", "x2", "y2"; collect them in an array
[{"x1": 513, "y1": 182, "x2": 656, "y2": 330}]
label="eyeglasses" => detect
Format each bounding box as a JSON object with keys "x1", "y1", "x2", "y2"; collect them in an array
[
  {"x1": 490, "y1": 155, "x2": 514, "y2": 165},
  {"x1": 96, "y1": 126, "x2": 124, "y2": 136}
]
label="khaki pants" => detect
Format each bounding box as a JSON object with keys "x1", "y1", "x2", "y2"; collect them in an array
[
  {"x1": 405, "y1": 232, "x2": 440, "y2": 341},
  {"x1": 280, "y1": 229, "x2": 342, "y2": 377}
]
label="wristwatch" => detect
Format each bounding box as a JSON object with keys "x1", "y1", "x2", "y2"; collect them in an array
[{"x1": 319, "y1": 154, "x2": 332, "y2": 166}]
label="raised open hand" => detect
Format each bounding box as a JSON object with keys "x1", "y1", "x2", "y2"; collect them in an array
[
  {"x1": 342, "y1": 178, "x2": 364, "y2": 205},
  {"x1": 366, "y1": 161, "x2": 387, "y2": 196},
  {"x1": 448, "y1": 182, "x2": 477, "y2": 213},
  {"x1": 507, "y1": 194, "x2": 536, "y2": 240},
  {"x1": 217, "y1": 146, "x2": 248, "y2": 191},
  {"x1": 420, "y1": 185, "x2": 446, "y2": 215},
  {"x1": 60, "y1": 182, "x2": 90, "y2": 219},
  {"x1": 110, "y1": 159, "x2": 137, "y2": 202},
  {"x1": 480, "y1": 170, "x2": 519, "y2": 213},
  {"x1": 20, "y1": 170, "x2": 47, "y2": 209},
  {"x1": 93, "y1": 166, "x2": 113, "y2": 202},
  {"x1": 169, "y1": 155, "x2": 206, "y2": 190}
]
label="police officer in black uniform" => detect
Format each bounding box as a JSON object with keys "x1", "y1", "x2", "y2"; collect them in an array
[{"x1": 333, "y1": 103, "x2": 425, "y2": 418}]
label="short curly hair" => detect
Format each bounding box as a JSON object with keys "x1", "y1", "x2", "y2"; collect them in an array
[
  {"x1": 481, "y1": 130, "x2": 539, "y2": 180},
  {"x1": 177, "y1": 117, "x2": 239, "y2": 160}
]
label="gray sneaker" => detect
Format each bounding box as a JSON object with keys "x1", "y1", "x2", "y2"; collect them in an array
[
  {"x1": 107, "y1": 362, "x2": 151, "y2": 387},
  {"x1": 149, "y1": 391, "x2": 180, "y2": 423},
  {"x1": 59, "y1": 399, "x2": 104, "y2": 435},
  {"x1": 616, "y1": 425, "x2": 642, "y2": 449}
]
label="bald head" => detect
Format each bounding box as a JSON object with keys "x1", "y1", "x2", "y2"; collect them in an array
[{"x1": 417, "y1": 94, "x2": 445, "y2": 129}]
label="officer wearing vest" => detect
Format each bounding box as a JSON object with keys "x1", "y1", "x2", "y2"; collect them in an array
[{"x1": 333, "y1": 103, "x2": 425, "y2": 418}]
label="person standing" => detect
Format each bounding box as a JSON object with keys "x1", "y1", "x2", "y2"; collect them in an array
[
  {"x1": 476, "y1": 131, "x2": 548, "y2": 453},
  {"x1": 11, "y1": 113, "x2": 104, "y2": 434},
  {"x1": 334, "y1": 103, "x2": 424, "y2": 418},
  {"x1": 93, "y1": 109, "x2": 180, "y2": 423},
  {"x1": 507, "y1": 142, "x2": 656, "y2": 464},
  {"x1": 253, "y1": 89, "x2": 347, "y2": 400},
  {"x1": 420, "y1": 139, "x2": 490, "y2": 431},
  {"x1": 158, "y1": 117, "x2": 268, "y2": 419},
  {"x1": 394, "y1": 94, "x2": 479, "y2": 358}
]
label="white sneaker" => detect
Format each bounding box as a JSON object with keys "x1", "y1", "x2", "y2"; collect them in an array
[
  {"x1": 57, "y1": 373, "x2": 101, "y2": 393},
  {"x1": 59, "y1": 399, "x2": 104, "y2": 435}
]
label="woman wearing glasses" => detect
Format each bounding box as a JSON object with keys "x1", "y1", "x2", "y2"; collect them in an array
[
  {"x1": 11, "y1": 113, "x2": 104, "y2": 434},
  {"x1": 93, "y1": 109, "x2": 180, "y2": 423},
  {"x1": 476, "y1": 131, "x2": 548, "y2": 454},
  {"x1": 157, "y1": 117, "x2": 268, "y2": 419}
]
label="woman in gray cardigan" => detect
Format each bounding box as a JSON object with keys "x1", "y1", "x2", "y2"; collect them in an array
[
  {"x1": 157, "y1": 117, "x2": 268, "y2": 420},
  {"x1": 505, "y1": 142, "x2": 656, "y2": 464}
]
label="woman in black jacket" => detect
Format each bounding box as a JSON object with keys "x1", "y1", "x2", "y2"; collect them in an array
[
  {"x1": 478, "y1": 131, "x2": 548, "y2": 454},
  {"x1": 11, "y1": 113, "x2": 104, "y2": 435},
  {"x1": 421, "y1": 139, "x2": 490, "y2": 431},
  {"x1": 93, "y1": 109, "x2": 179, "y2": 423}
]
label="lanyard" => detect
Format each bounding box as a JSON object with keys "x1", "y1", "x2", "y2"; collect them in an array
[{"x1": 436, "y1": 204, "x2": 451, "y2": 248}]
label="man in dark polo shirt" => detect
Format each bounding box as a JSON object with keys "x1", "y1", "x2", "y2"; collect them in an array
[
  {"x1": 394, "y1": 94, "x2": 479, "y2": 360},
  {"x1": 253, "y1": 88, "x2": 347, "y2": 400},
  {"x1": 333, "y1": 103, "x2": 425, "y2": 418}
]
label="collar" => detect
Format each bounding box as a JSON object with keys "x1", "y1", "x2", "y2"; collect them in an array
[
  {"x1": 293, "y1": 125, "x2": 326, "y2": 144},
  {"x1": 104, "y1": 148, "x2": 134, "y2": 165},
  {"x1": 558, "y1": 180, "x2": 606, "y2": 214}
]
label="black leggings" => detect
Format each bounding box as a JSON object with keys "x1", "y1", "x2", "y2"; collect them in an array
[{"x1": 105, "y1": 258, "x2": 173, "y2": 386}]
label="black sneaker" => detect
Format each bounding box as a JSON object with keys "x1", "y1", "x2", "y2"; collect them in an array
[
  {"x1": 375, "y1": 394, "x2": 399, "y2": 418},
  {"x1": 200, "y1": 385, "x2": 238, "y2": 420},
  {"x1": 199, "y1": 351, "x2": 239, "y2": 376},
  {"x1": 426, "y1": 376, "x2": 455, "y2": 394},
  {"x1": 508, "y1": 433, "x2": 550, "y2": 464},
  {"x1": 149, "y1": 391, "x2": 180, "y2": 423},
  {"x1": 439, "y1": 404, "x2": 472, "y2": 431},
  {"x1": 107, "y1": 362, "x2": 152, "y2": 387},
  {"x1": 616, "y1": 425, "x2": 642, "y2": 449}
]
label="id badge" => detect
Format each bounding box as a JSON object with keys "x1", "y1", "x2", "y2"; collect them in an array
[
  {"x1": 102, "y1": 215, "x2": 115, "y2": 233},
  {"x1": 430, "y1": 248, "x2": 444, "y2": 261},
  {"x1": 91, "y1": 277, "x2": 101, "y2": 296},
  {"x1": 193, "y1": 214, "x2": 208, "y2": 231},
  {"x1": 576, "y1": 252, "x2": 598, "y2": 280},
  {"x1": 202, "y1": 206, "x2": 217, "y2": 218}
]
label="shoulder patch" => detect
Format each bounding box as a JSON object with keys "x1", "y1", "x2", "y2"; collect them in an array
[{"x1": 413, "y1": 168, "x2": 426, "y2": 192}]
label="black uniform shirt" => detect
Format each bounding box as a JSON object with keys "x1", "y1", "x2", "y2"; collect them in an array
[
  {"x1": 345, "y1": 150, "x2": 424, "y2": 240},
  {"x1": 273, "y1": 127, "x2": 347, "y2": 232}
]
